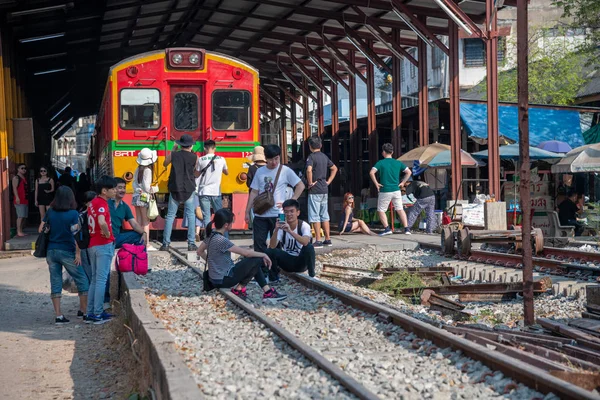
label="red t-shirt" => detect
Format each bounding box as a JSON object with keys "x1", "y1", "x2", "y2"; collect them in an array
[{"x1": 88, "y1": 197, "x2": 114, "y2": 247}]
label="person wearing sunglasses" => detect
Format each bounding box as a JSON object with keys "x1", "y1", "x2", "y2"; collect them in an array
[
  {"x1": 12, "y1": 163, "x2": 29, "y2": 237},
  {"x1": 338, "y1": 193, "x2": 376, "y2": 236},
  {"x1": 35, "y1": 166, "x2": 55, "y2": 221}
]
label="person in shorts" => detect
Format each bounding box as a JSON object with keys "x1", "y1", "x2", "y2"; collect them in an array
[
  {"x1": 305, "y1": 136, "x2": 338, "y2": 248},
  {"x1": 12, "y1": 163, "x2": 29, "y2": 237},
  {"x1": 369, "y1": 143, "x2": 412, "y2": 235}
]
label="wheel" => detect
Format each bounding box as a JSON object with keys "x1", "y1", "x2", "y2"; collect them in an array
[
  {"x1": 441, "y1": 226, "x2": 454, "y2": 255},
  {"x1": 533, "y1": 228, "x2": 544, "y2": 255},
  {"x1": 457, "y1": 228, "x2": 471, "y2": 257}
]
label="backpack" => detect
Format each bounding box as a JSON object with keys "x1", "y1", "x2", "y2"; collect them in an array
[
  {"x1": 280, "y1": 219, "x2": 311, "y2": 250},
  {"x1": 76, "y1": 210, "x2": 90, "y2": 249},
  {"x1": 116, "y1": 243, "x2": 148, "y2": 275}
]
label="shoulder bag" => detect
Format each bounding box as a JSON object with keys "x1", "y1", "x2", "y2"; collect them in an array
[
  {"x1": 147, "y1": 193, "x2": 159, "y2": 221},
  {"x1": 33, "y1": 210, "x2": 51, "y2": 258},
  {"x1": 253, "y1": 165, "x2": 282, "y2": 215}
]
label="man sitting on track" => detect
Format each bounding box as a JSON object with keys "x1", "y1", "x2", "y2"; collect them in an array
[{"x1": 266, "y1": 199, "x2": 316, "y2": 282}]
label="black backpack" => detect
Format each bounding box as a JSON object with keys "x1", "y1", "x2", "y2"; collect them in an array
[{"x1": 76, "y1": 210, "x2": 90, "y2": 249}]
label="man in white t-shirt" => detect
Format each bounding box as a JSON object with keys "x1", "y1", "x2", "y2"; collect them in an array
[
  {"x1": 266, "y1": 199, "x2": 315, "y2": 281},
  {"x1": 245, "y1": 144, "x2": 305, "y2": 253},
  {"x1": 196, "y1": 140, "x2": 228, "y2": 234}
]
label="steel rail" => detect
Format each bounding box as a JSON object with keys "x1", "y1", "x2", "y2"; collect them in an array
[
  {"x1": 286, "y1": 273, "x2": 599, "y2": 400},
  {"x1": 161, "y1": 245, "x2": 380, "y2": 400}
]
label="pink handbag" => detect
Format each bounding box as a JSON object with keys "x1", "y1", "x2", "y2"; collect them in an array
[{"x1": 116, "y1": 243, "x2": 148, "y2": 275}]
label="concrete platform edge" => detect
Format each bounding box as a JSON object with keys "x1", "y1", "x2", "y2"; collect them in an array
[{"x1": 118, "y1": 272, "x2": 202, "y2": 400}]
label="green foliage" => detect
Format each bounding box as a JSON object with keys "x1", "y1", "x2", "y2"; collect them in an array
[
  {"x1": 479, "y1": 26, "x2": 589, "y2": 105},
  {"x1": 553, "y1": 0, "x2": 600, "y2": 53},
  {"x1": 369, "y1": 270, "x2": 425, "y2": 297}
]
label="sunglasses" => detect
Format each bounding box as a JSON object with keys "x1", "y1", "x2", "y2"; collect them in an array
[
  {"x1": 348, "y1": 196, "x2": 354, "y2": 199},
  {"x1": 40, "y1": 170, "x2": 47, "y2": 172},
  {"x1": 19, "y1": 167, "x2": 26, "y2": 170}
]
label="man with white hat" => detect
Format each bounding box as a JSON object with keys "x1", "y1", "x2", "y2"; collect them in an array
[{"x1": 161, "y1": 134, "x2": 199, "y2": 252}]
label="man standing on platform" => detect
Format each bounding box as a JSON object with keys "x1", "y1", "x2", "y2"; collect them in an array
[
  {"x1": 306, "y1": 136, "x2": 338, "y2": 248},
  {"x1": 369, "y1": 143, "x2": 412, "y2": 235},
  {"x1": 12, "y1": 163, "x2": 29, "y2": 237}
]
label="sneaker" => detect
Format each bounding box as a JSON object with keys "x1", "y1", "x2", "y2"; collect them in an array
[
  {"x1": 268, "y1": 276, "x2": 281, "y2": 285},
  {"x1": 323, "y1": 240, "x2": 333, "y2": 247},
  {"x1": 379, "y1": 226, "x2": 393, "y2": 236},
  {"x1": 159, "y1": 245, "x2": 170, "y2": 252},
  {"x1": 55, "y1": 315, "x2": 70, "y2": 324},
  {"x1": 85, "y1": 314, "x2": 95, "y2": 324},
  {"x1": 263, "y1": 288, "x2": 287, "y2": 303},
  {"x1": 313, "y1": 241, "x2": 324, "y2": 248},
  {"x1": 404, "y1": 229, "x2": 412, "y2": 235},
  {"x1": 77, "y1": 310, "x2": 84, "y2": 318},
  {"x1": 100, "y1": 311, "x2": 114, "y2": 319},
  {"x1": 188, "y1": 243, "x2": 198, "y2": 251},
  {"x1": 231, "y1": 287, "x2": 248, "y2": 300}
]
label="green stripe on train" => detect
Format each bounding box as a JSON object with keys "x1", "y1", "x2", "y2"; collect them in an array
[{"x1": 110, "y1": 140, "x2": 260, "y2": 152}]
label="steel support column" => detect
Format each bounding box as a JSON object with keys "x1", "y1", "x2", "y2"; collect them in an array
[
  {"x1": 392, "y1": 29, "x2": 403, "y2": 155},
  {"x1": 418, "y1": 23, "x2": 429, "y2": 147},
  {"x1": 302, "y1": 78, "x2": 311, "y2": 159},
  {"x1": 486, "y1": 0, "x2": 501, "y2": 200},
  {"x1": 517, "y1": 0, "x2": 533, "y2": 325},
  {"x1": 291, "y1": 87, "x2": 298, "y2": 162},
  {"x1": 367, "y1": 42, "x2": 377, "y2": 196},
  {"x1": 348, "y1": 51, "x2": 359, "y2": 195},
  {"x1": 280, "y1": 90, "x2": 288, "y2": 164},
  {"x1": 317, "y1": 70, "x2": 325, "y2": 136},
  {"x1": 331, "y1": 59, "x2": 341, "y2": 196},
  {"x1": 449, "y1": 21, "x2": 462, "y2": 200}
]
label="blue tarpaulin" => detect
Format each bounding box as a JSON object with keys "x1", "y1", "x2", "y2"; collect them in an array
[{"x1": 460, "y1": 103, "x2": 585, "y2": 148}]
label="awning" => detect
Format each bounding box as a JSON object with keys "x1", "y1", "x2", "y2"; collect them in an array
[{"x1": 460, "y1": 103, "x2": 587, "y2": 148}]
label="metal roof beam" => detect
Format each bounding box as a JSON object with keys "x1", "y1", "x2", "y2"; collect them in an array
[
  {"x1": 303, "y1": 45, "x2": 350, "y2": 91},
  {"x1": 433, "y1": 0, "x2": 487, "y2": 39},
  {"x1": 340, "y1": 17, "x2": 392, "y2": 74},
  {"x1": 261, "y1": 75, "x2": 303, "y2": 107},
  {"x1": 322, "y1": 36, "x2": 367, "y2": 84},
  {"x1": 390, "y1": 0, "x2": 449, "y2": 55},
  {"x1": 277, "y1": 61, "x2": 317, "y2": 102},
  {"x1": 289, "y1": 52, "x2": 331, "y2": 97},
  {"x1": 120, "y1": 3, "x2": 143, "y2": 49},
  {"x1": 148, "y1": 0, "x2": 180, "y2": 46}
]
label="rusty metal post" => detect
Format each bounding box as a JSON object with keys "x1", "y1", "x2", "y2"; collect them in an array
[
  {"x1": 448, "y1": 21, "x2": 462, "y2": 200},
  {"x1": 330, "y1": 60, "x2": 341, "y2": 196},
  {"x1": 302, "y1": 78, "x2": 310, "y2": 159},
  {"x1": 280, "y1": 90, "x2": 288, "y2": 164},
  {"x1": 418, "y1": 18, "x2": 429, "y2": 147},
  {"x1": 486, "y1": 0, "x2": 501, "y2": 200},
  {"x1": 317, "y1": 70, "x2": 325, "y2": 136},
  {"x1": 367, "y1": 41, "x2": 378, "y2": 196},
  {"x1": 392, "y1": 29, "x2": 403, "y2": 155},
  {"x1": 348, "y1": 50, "x2": 359, "y2": 194},
  {"x1": 290, "y1": 87, "x2": 298, "y2": 161},
  {"x1": 517, "y1": 0, "x2": 533, "y2": 325}
]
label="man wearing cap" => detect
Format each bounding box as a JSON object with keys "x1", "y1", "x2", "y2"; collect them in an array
[
  {"x1": 161, "y1": 134, "x2": 199, "y2": 252},
  {"x1": 195, "y1": 140, "x2": 228, "y2": 236}
]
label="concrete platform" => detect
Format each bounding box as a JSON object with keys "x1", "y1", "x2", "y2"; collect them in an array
[{"x1": 5, "y1": 227, "x2": 37, "y2": 251}]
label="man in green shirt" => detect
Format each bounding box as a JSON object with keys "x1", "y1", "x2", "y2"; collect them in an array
[{"x1": 369, "y1": 143, "x2": 412, "y2": 235}]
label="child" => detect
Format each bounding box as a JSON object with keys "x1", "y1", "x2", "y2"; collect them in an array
[
  {"x1": 86, "y1": 176, "x2": 117, "y2": 324},
  {"x1": 197, "y1": 208, "x2": 287, "y2": 302}
]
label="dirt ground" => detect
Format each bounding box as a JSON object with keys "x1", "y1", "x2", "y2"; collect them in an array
[{"x1": 0, "y1": 255, "x2": 142, "y2": 399}]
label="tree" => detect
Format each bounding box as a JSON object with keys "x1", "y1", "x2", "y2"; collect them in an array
[
  {"x1": 553, "y1": 0, "x2": 600, "y2": 53},
  {"x1": 478, "y1": 26, "x2": 589, "y2": 105}
]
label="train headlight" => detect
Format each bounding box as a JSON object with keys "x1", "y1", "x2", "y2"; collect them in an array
[
  {"x1": 189, "y1": 53, "x2": 199, "y2": 64},
  {"x1": 237, "y1": 172, "x2": 248, "y2": 183},
  {"x1": 123, "y1": 171, "x2": 134, "y2": 182},
  {"x1": 171, "y1": 53, "x2": 183, "y2": 65}
]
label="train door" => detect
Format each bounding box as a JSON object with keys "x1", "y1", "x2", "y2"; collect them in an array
[{"x1": 170, "y1": 86, "x2": 203, "y2": 142}]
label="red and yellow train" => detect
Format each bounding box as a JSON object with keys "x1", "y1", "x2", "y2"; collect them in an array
[{"x1": 89, "y1": 48, "x2": 259, "y2": 230}]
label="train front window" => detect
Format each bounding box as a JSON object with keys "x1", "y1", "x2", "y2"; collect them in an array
[
  {"x1": 174, "y1": 93, "x2": 199, "y2": 131},
  {"x1": 120, "y1": 89, "x2": 160, "y2": 130},
  {"x1": 212, "y1": 90, "x2": 251, "y2": 131}
]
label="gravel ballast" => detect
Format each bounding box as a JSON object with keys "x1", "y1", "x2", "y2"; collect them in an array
[{"x1": 136, "y1": 254, "x2": 355, "y2": 399}]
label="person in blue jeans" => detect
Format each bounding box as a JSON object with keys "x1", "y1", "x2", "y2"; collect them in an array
[
  {"x1": 305, "y1": 136, "x2": 338, "y2": 248},
  {"x1": 77, "y1": 191, "x2": 97, "y2": 282},
  {"x1": 42, "y1": 186, "x2": 89, "y2": 324},
  {"x1": 86, "y1": 176, "x2": 117, "y2": 324},
  {"x1": 161, "y1": 134, "x2": 199, "y2": 252},
  {"x1": 195, "y1": 140, "x2": 228, "y2": 238},
  {"x1": 105, "y1": 177, "x2": 147, "y2": 304}
]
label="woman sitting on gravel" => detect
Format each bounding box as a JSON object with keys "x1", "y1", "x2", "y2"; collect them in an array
[
  {"x1": 338, "y1": 192, "x2": 376, "y2": 236},
  {"x1": 41, "y1": 186, "x2": 90, "y2": 324},
  {"x1": 197, "y1": 208, "x2": 287, "y2": 302}
]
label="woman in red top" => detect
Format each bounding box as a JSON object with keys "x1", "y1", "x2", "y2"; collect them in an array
[{"x1": 12, "y1": 163, "x2": 29, "y2": 237}]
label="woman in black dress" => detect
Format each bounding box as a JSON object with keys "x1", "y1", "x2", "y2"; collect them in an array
[{"x1": 35, "y1": 166, "x2": 55, "y2": 220}]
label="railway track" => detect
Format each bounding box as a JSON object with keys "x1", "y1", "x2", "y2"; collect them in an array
[{"x1": 157, "y1": 244, "x2": 597, "y2": 399}]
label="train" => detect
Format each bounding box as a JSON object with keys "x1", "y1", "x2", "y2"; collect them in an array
[{"x1": 89, "y1": 48, "x2": 259, "y2": 231}]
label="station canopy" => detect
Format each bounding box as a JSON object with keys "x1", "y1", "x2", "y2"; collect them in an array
[{"x1": 0, "y1": 0, "x2": 508, "y2": 138}]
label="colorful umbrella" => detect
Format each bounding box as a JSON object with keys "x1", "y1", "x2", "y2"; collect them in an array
[
  {"x1": 537, "y1": 140, "x2": 572, "y2": 154},
  {"x1": 423, "y1": 149, "x2": 483, "y2": 168},
  {"x1": 551, "y1": 143, "x2": 600, "y2": 173},
  {"x1": 398, "y1": 143, "x2": 450, "y2": 164}
]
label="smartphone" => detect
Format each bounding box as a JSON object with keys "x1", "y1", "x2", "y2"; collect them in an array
[{"x1": 278, "y1": 213, "x2": 285, "y2": 222}]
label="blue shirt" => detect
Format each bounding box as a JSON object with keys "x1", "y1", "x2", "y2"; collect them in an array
[
  {"x1": 45, "y1": 209, "x2": 80, "y2": 253},
  {"x1": 108, "y1": 199, "x2": 134, "y2": 236}
]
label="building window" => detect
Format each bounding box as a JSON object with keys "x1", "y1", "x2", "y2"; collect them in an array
[
  {"x1": 120, "y1": 89, "x2": 160, "y2": 130},
  {"x1": 464, "y1": 38, "x2": 485, "y2": 67},
  {"x1": 410, "y1": 49, "x2": 416, "y2": 78},
  {"x1": 212, "y1": 90, "x2": 251, "y2": 131},
  {"x1": 432, "y1": 45, "x2": 443, "y2": 69}
]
